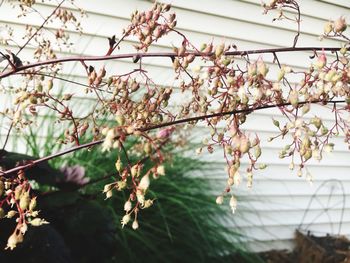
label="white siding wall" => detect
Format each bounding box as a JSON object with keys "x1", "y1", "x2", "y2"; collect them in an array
[{"x1": 0, "y1": 0, "x2": 349, "y2": 251}]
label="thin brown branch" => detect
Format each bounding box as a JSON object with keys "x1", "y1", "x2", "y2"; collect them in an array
[
  {"x1": 0, "y1": 99, "x2": 345, "y2": 177},
  {"x1": 0, "y1": 46, "x2": 341, "y2": 79},
  {"x1": 2, "y1": 0, "x2": 66, "y2": 73}
]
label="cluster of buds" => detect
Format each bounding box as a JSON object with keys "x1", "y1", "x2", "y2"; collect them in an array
[
  {"x1": 324, "y1": 17, "x2": 347, "y2": 35},
  {"x1": 103, "y1": 154, "x2": 163, "y2": 229},
  {"x1": 0, "y1": 172, "x2": 47, "y2": 250},
  {"x1": 18, "y1": 0, "x2": 36, "y2": 8},
  {"x1": 127, "y1": 3, "x2": 175, "y2": 51},
  {"x1": 172, "y1": 42, "x2": 196, "y2": 72},
  {"x1": 88, "y1": 66, "x2": 106, "y2": 87},
  {"x1": 262, "y1": 0, "x2": 288, "y2": 9},
  {"x1": 106, "y1": 77, "x2": 173, "y2": 131}
]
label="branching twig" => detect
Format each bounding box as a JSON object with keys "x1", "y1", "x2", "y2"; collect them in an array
[
  {"x1": 0, "y1": 46, "x2": 342, "y2": 79},
  {"x1": 0, "y1": 99, "x2": 345, "y2": 177}
]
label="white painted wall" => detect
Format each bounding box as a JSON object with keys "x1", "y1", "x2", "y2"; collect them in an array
[{"x1": 0, "y1": 0, "x2": 349, "y2": 251}]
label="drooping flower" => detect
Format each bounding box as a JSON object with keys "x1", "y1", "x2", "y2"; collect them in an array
[
  {"x1": 124, "y1": 200, "x2": 132, "y2": 212},
  {"x1": 229, "y1": 195, "x2": 237, "y2": 214},
  {"x1": 121, "y1": 214, "x2": 131, "y2": 227}
]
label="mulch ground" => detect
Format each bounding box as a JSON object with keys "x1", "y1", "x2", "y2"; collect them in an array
[{"x1": 259, "y1": 230, "x2": 350, "y2": 263}]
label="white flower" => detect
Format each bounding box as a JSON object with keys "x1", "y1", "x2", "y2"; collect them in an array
[
  {"x1": 216, "y1": 195, "x2": 224, "y2": 205},
  {"x1": 156, "y1": 165, "x2": 165, "y2": 176},
  {"x1": 132, "y1": 220, "x2": 139, "y2": 230},
  {"x1": 6, "y1": 232, "x2": 22, "y2": 250},
  {"x1": 121, "y1": 214, "x2": 131, "y2": 227},
  {"x1": 229, "y1": 196, "x2": 237, "y2": 214},
  {"x1": 30, "y1": 218, "x2": 49, "y2": 226},
  {"x1": 136, "y1": 191, "x2": 145, "y2": 205},
  {"x1": 124, "y1": 200, "x2": 132, "y2": 212},
  {"x1": 138, "y1": 174, "x2": 150, "y2": 190}
]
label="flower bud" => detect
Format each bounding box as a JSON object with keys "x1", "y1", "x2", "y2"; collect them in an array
[
  {"x1": 259, "y1": 164, "x2": 267, "y2": 170},
  {"x1": 121, "y1": 214, "x2": 131, "y2": 227},
  {"x1": 6, "y1": 232, "x2": 23, "y2": 250},
  {"x1": 315, "y1": 53, "x2": 327, "y2": 69},
  {"x1": 277, "y1": 68, "x2": 285, "y2": 81},
  {"x1": 215, "y1": 43, "x2": 225, "y2": 58},
  {"x1": 132, "y1": 220, "x2": 139, "y2": 230},
  {"x1": 124, "y1": 200, "x2": 132, "y2": 212},
  {"x1": 142, "y1": 199, "x2": 154, "y2": 208},
  {"x1": 30, "y1": 218, "x2": 49, "y2": 227},
  {"x1": 105, "y1": 190, "x2": 113, "y2": 199},
  {"x1": 334, "y1": 16, "x2": 347, "y2": 33},
  {"x1": 302, "y1": 104, "x2": 310, "y2": 115},
  {"x1": 323, "y1": 21, "x2": 333, "y2": 34},
  {"x1": 47, "y1": 79, "x2": 53, "y2": 90},
  {"x1": 239, "y1": 137, "x2": 250, "y2": 154},
  {"x1": 324, "y1": 143, "x2": 334, "y2": 153},
  {"x1": 247, "y1": 63, "x2": 257, "y2": 77},
  {"x1": 289, "y1": 90, "x2": 299, "y2": 108},
  {"x1": 29, "y1": 197, "x2": 37, "y2": 211},
  {"x1": 117, "y1": 181, "x2": 127, "y2": 190},
  {"x1": 257, "y1": 60, "x2": 269, "y2": 77},
  {"x1": 130, "y1": 165, "x2": 138, "y2": 177},
  {"x1": 254, "y1": 145, "x2": 262, "y2": 158},
  {"x1": 115, "y1": 158, "x2": 122, "y2": 172},
  {"x1": 14, "y1": 186, "x2": 23, "y2": 201},
  {"x1": 229, "y1": 196, "x2": 237, "y2": 214},
  {"x1": 216, "y1": 195, "x2": 224, "y2": 205},
  {"x1": 310, "y1": 117, "x2": 322, "y2": 129},
  {"x1": 138, "y1": 174, "x2": 150, "y2": 190},
  {"x1": 19, "y1": 191, "x2": 30, "y2": 210},
  {"x1": 6, "y1": 210, "x2": 16, "y2": 218},
  {"x1": 143, "y1": 143, "x2": 152, "y2": 154},
  {"x1": 20, "y1": 223, "x2": 28, "y2": 234},
  {"x1": 297, "y1": 169, "x2": 303, "y2": 177},
  {"x1": 103, "y1": 183, "x2": 114, "y2": 193},
  {"x1": 156, "y1": 165, "x2": 165, "y2": 176}
]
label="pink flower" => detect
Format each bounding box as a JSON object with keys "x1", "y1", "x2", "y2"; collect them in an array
[
  {"x1": 60, "y1": 165, "x2": 90, "y2": 186},
  {"x1": 156, "y1": 126, "x2": 175, "y2": 139}
]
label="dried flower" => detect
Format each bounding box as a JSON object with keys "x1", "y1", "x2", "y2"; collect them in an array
[{"x1": 334, "y1": 16, "x2": 347, "y2": 33}]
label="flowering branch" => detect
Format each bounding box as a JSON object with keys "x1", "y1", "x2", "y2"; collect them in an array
[
  {"x1": 0, "y1": 46, "x2": 342, "y2": 80},
  {"x1": 0, "y1": 0, "x2": 349, "y2": 249}
]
